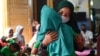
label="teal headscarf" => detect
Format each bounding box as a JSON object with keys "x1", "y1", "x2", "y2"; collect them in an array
[
  {"x1": 37, "y1": 5, "x2": 75, "y2": 56},
  {"x1": 56, "y1": 1, "x2": 80, "y2": 33},
  {"x1": 56, "y1": 1, "x2": 74, "y2": 13}
]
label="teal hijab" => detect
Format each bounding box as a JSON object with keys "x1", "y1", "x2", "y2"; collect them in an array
[
  {"x1": 37, "y1": 5, "x2": 75, "y2": 56},
  {"x1": 56, "y1": 1, "x2": 80, "y2": 34},
  {"x1": 56, "y1": 0, "x2": 74, "y2": 13}
]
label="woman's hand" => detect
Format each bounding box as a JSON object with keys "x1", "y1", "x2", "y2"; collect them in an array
[
  {"x1": 31, "y1": 31, "x2": 58, "y2": 55},
  {"x1": 75, "y1": 33, "x2": 85, "y2": 50},
  {"x1": 42, "y1": 31, "x2": 58, "y2": 46}
]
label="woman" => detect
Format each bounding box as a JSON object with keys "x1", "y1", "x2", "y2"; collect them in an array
[
  {"x1": 28, "y1": 21, "x2": 40, "y2": 48},
  {"x1": 32, "y1": 1, "x2": 84, "y2": 56},
  {"x1": 5, "y1": 28, "x2": 15, "y2": 44},
  {"x1": 0, "y1": 28, "x2": 15, "y2": 49},
  {"x1": 56, "y1": 1, "x2": 84, "y2": 51},
  {"x1": 13, "y1": 25, "x2": 25, "y2": 46},
  {"x1": 5, "y1": 28, "x2": 14, "y2": 38},
  {"x1": 41, "y1": 1, "x2": 82, "y2": 47},
  {"x1": 32, "y1": 1, "x2": 74, "y2": 56}
]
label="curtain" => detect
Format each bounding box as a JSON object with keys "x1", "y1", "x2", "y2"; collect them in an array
[
  {"x1": 0, "y1": 0, "x2": 8, "y2": 38},
  {"x1": 47, "y1": 0, "x2": 53, "y2": 8}
]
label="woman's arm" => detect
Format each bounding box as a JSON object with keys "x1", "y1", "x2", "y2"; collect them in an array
[
  {"x1": 42, "y1": 31, "x2": 58, "y2": 46},
  {"x1": 31, "y1": 31, "x2": 58, "y2": 54}
]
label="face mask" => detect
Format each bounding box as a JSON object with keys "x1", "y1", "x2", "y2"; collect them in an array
[{"x1": 61, "y1": 16, "x2": 70, "y2": 23}]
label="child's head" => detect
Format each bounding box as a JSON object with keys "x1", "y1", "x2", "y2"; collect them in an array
[
  {"x1": 25, "y1": 47, "x2": 32, "y2": 55},
  {"x1": 1, "y1": 36, "x2": 7, "y2": 43},
  {"x1": 9, "y1": 43, "x2": 20, "y2": 52},
  {"x1": 21, "y1": 45, "x2": 32, "y2": 55}
]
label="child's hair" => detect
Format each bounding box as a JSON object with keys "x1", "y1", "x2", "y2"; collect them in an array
[
  {"x1": 25, "y1": 47, "x2": 32, "y2": 53},
  {"x1": 24, "y1": 45, "x2": 32, "y2": 54},
  {"x1": 10, "y1": 43, "x2": 20, "y2": 51},
  {"x1": 1, "y1": 36, "x2": 7, "y2": 42}
]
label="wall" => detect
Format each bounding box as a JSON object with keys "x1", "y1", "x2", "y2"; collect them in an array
[
  {"x1": 93, "y1": 0, "x2": 100, "y2": 19},
  {"x1": 7, "y1": 0, "x2": 32, "y2": 44},
  {"x1": 0, "y1": 0, "x2": 8, "y2": 38},
  {"x1": 68, "y1": 0, "x2": 90, "y2": 18},
  {"x1": 93, "y1": 0, "x2": 100, "y2": 9}
]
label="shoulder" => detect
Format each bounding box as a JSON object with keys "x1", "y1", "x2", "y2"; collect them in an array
[
  {"x1": 14, "y1": 33, "x2": 18, "y2": 37},
  {"x1": 1, "y1": 46, "x2": 9, "y2": 52},
  {"x1": 86, "y1": 30, "x2": 93, "y2": 34}
]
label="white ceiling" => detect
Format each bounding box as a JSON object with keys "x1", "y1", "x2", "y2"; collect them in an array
[
  {"x1": 92, "y1": 0, "x2": 100, "y2": 19},
  {"x1": 92, "y1": 0, "x2": 100, "y2": 9}
]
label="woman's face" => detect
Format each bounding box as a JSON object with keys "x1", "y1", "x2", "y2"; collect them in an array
[
  {"x1": 58, "y1": 7, "x2": 71, "y2": 23},
  {"x1": 20, "y1": 29, "x2": 23, "y2": 34},
  {"x1": 59, "y1": 7, "x2": 71, "y2": 18},
  {"x1": 9, "y1": 29, "x2": 13, "y2": 37}
]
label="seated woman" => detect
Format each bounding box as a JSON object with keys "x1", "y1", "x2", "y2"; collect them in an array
[
  {"x1": 13, "y1": 25, "x2": 25, "y2": 47},
  {"x1": 4, "y1": 28, "x2": 15, "y2": 44},
  {"x1": 28, "y1": 21, "x2": 40, "y2": 48}
]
